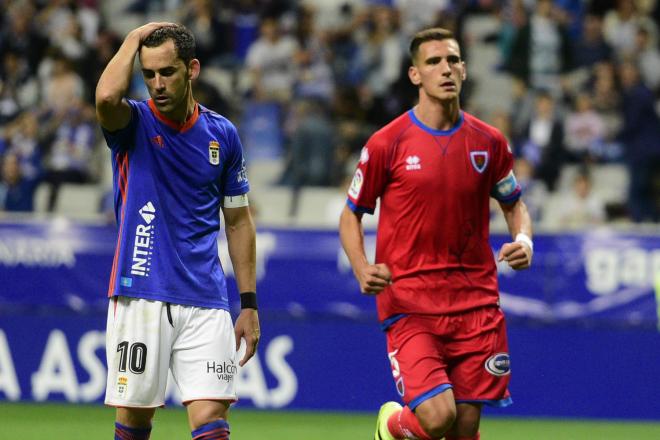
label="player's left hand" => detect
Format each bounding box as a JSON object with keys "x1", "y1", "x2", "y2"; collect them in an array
[
  {"x1": 234, "y1": 309, "x2": 260, "y2": 367},
  {"x1": 498, "y1": 241, "x2": 532, "y2": 270}
]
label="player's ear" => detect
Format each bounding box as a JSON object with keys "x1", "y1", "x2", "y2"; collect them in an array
[
  {"x1": 461, "y1": 61, "x2": 467, "y2": 81},
  {"x1": 188, "y1": 58, "x2": 200, "y2": 81},
  {"x1": 408, "y1": 65, "x2": 421, "y2": 86}
]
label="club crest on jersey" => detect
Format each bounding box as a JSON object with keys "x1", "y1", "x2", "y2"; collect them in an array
[
  {"x1": 209, "y1": 140, "x2": 220, "y2": 165},
  {"x1": 470, "y1": 151, "x2": 489, "y2": 173}
]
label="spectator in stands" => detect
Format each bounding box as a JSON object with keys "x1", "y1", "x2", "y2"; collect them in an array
[
  {"x1": 0, "y1": 50, "x2": 37, "y2": 124},
  {"x1": 0, "y1": 152, "x2": 37, "y2": 212},
  {"x1": 42, "y1": 102, "x2": 97, "y2": 212},
  {"x1": 351, "y1": 5, "x2": 405, "y2": 126},
  {"x1": 573, "y1": 14, "x2": 613, "y2": 69},
  {"x1": 634, "y1": 24, "x2": 660, "y2": 93},
  {"x1": 519, "y1": 91, "x2": 566, "y2": 191},
  {"x1": 557, "y1": 166, "x2": 606, "y2": 228},
  {"x1": 564, "y1": 92, "x2": 607, "y2": 163},
  {"x1": 179, "y1": 0, "x2": 231, "y2": 67},
  {"x1": 617, "y1": 60, "x2": 660, "y2": 222},
  {"x1": 39, "y1": 52, "x2": 86, "y2": 116},
  {"x1": 293, "y1": 5, "x2": 335, "y2": 103},
  {"x1": 245, "y1": 16, "x2": 298, "y2": 103},
  {"x1": 588, "y1": 61, "x2": 621, "y2": 128},
  {"x1": 603, "y1": 0, "x2": 657, "y2": 61},
  {"x1": 0, "y1": 1, "x2": 48, "y2": 75},
  {"x1": 1, "y1": 110, "x2": 43, "y2": 182},
  {"x1": 324, "y1": 2, "x2": 361, "y2": 86},
  {"x1": 504, "y1": 0, "x2": 573, "y2": 94}
]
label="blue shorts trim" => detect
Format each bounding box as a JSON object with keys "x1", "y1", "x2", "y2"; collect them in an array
[
  {"x1": 381, "y1": 314, "x2": 407, "y2": 331},
  {"x1": 456, "y1": 396, "x2": 513, "y2": 408},
  {"x1": 409, "y1": 383, "x2": 453, "y2": 410}
]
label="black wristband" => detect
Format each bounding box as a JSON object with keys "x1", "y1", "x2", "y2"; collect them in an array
[{"x1": 240, "y1": 291, "x2": 258, "y2": 310}]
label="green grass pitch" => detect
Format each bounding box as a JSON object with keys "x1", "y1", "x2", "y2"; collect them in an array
[{"x1": 2, "y1": 403, "x2": 660, "y2": 439}]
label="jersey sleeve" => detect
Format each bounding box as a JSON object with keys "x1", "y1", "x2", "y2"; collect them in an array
[
  {"x1": 489, "y1": 131, "x2": 521, "y2": 203},
  {"x1": 101, "y1": 99, "x2": 140, "y2": 153},
  {"x1": 346, "y1": 135, "x2": 390, "y2": 215},
  {"x1": 220, "y1": 120, "x2": 250, "y2": 196}
]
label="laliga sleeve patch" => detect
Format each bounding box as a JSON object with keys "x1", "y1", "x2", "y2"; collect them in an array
[
  {"x1": 348, "y1": 169, "x2": 364, "y2": 199},
  {"x1": 484, "y1": 353, "x2": 511, "y2": 376}
]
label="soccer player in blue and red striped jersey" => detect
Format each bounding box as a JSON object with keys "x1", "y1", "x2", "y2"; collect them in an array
[
  {"x1": 96, "y1": 23, "x2": 260, "y2": 440},
  {"x1": 339, "y1": 28, "x2": 534, "y2": 440}
]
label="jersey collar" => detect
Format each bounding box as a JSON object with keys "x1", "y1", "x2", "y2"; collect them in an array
[
  {"x1": 148, "y1": 99, "x2": 199, "y2": 133},
  {"x1": 408, "y1": 109, "x2": 464, "y2": 136}
]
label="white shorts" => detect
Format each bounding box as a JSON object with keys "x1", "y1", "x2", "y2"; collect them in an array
[{"x1": 105, "y1": 296, "x2": 237, "y2": 407}]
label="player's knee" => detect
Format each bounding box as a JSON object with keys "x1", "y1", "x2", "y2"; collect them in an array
[
  {"x1": 187, "y1": 400, "x2": 230, "y2": 430},
  {"x1": 416, "y1": 403, "x2": 456, "y2": 438},
  {"x1": 116, "y1": 407, "x2": 155, "y2": 428},
  {"x1": 449, "y1": 403, "x2": 481, "y2": 438}
]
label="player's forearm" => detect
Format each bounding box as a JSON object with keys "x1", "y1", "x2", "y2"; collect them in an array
[
  {"x1": 226, "y1": 215, "x2": 257, "y2": 293},
  {"x1": 501, "y1": 198, "x2": 533, "y2": 240},
  {"x1": 95, "y1": 33, "x2": 141, "y2": 107},
  {"x1": 339, "y1": 206, "x2": 370, "y2": 274}
]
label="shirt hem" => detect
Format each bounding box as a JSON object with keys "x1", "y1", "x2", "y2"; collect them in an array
[{"x1": 111, "y1": 291, "x2": 229, "y2": 310}]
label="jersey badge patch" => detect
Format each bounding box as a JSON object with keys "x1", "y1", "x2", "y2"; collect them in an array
[
  {"x1": 209, "y1": 140, "x2": 220, "y2": 165},
  {"x1": 470, "y1": 151, "x2": 489, "y2": 173}
]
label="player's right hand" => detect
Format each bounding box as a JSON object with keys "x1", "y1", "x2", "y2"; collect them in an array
[{"x1": 356, "y1": 263, "x2": 392, "y2": 295}]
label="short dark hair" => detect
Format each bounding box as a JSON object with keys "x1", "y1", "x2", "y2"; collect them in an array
[
  {"x1": 142, "y1": 24, "x2": 196, "y2": 65},
  {"x1": 409, "y1": 27, "x2": 456, "y2": 62}
]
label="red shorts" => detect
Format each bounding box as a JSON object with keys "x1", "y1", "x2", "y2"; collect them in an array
[{"x1": 384, "y1": 306, "x2": 512, "y2": 410}]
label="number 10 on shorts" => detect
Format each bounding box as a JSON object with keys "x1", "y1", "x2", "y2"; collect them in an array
[{"x1": 116, "y1": 341, "x2": 148, "y2": 374}]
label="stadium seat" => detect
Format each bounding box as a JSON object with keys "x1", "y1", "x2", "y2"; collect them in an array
[{"x1": 54, "y1": 184, "x2": 103, "y2": 218}]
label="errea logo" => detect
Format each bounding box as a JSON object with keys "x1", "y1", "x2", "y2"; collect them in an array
[{"x1": 405, "y1": 155, "x2": 421, "y2": 171}]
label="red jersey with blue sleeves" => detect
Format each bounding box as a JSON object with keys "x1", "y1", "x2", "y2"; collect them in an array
[
  {"x1": 102, "y1": 99, "x2": 249, "y2": 310},
  {"x1": 347, "y1": 110, "x2": 520, "y2": 322}
]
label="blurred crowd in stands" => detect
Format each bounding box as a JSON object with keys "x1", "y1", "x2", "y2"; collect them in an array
[{"x1": 0, "y1": 0, "x2": 659, "y2": 227}]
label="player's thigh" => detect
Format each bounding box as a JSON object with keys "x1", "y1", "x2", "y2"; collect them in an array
[
  {"x1": 105, "y1": 297, "x2": 173, "y2": 407},
  {"x1": 385, "y1": 317, "x2": 452, "y2": 410},
  {"x1": 447, "y1": 307, "x2": 511, "y2": 403},
  {"x1": 171, "y1": 307, "x2": 237, "y2": 405}
]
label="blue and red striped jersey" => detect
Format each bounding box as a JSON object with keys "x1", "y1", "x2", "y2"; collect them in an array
[
  {"x1": 102, "y1": 99, "x2": 249, "y2": 310},
  {"x1": 347, "y1": 110, "x2": 520, "y2": 321}
]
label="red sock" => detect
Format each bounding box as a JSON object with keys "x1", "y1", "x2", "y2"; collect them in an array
[
  {"x1": 387, "y1": 405, "x2": 432, "y2": 440},
  {"x1": 445, "y1": 433, "x2": 480, "y2": 440}
]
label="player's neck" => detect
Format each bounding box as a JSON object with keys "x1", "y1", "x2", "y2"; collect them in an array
[
  {"x1": 168, "y1": 88, "x2": 196, "y2": 125},
  {"x1": 413, "y1": 98, "x2": 460, "y2": 131}
]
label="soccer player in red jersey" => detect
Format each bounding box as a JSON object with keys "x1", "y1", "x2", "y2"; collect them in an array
[{"x1": 339, "y1": 28, "x2": 533, "y2": 440}]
